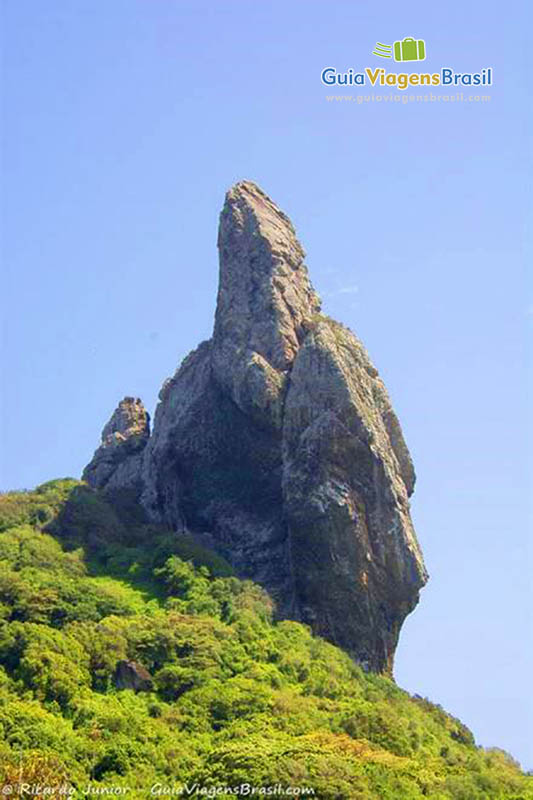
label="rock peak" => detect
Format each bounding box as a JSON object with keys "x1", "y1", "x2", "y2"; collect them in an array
[
  {"x1": 219, "y1": 180, "x2": 303, "y2": 262},
  {"x1": 83, "y1": 184, "x2": 427, "y2": 673},
  {"x1": 223, "y1": 180, "x2": 297, "y2": 231},
  {"x1": 83, "y1": 397, "x2": 149, "y2": 491},
  {"x1": 213, "y1": 182, "x2": 321, "y2": 427},
  {"x1": 100, "y1": 397, "x2": 149, "y2": 445}
]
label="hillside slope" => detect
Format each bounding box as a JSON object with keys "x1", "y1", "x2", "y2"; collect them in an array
[{"x1": 0, "y1": 480, "x2": 530, "y2": 798}]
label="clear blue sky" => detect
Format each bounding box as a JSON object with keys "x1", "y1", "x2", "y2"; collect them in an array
[{"x1": 1, "y1": 0, "x2": 531, "y2": 770}]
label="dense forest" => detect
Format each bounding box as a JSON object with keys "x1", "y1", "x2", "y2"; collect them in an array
[{"x1": 0, "y1": 479, "x2": 530, "y2": 798}]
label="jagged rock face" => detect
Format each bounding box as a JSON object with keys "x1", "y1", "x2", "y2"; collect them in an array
[
  {"x1": 283, "y1": 321, "x2": 424, "y2": 670},
  {"x1": 212, "y1": 182, "x2": 321, "y2": 429},
  {"x1": 83, "y1": 397, "x2": 150, "y2": 492},
  {"x1": 83, "y1": 181, "x2": 427, "y2": 672}
]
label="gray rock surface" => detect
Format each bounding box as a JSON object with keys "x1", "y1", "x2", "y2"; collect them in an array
[
  {"x1": 212, "y1": 182, "x2": 321, "y2": 429},
  {"x1": 83, "y1": 397, "x2": 150, "y2": 492},
  {"x1": 83, "y1": 181, "x2": 428, "y2": 672},
  {"x1": 282, "y1": 318, "x2": 424, "y2": 670}
]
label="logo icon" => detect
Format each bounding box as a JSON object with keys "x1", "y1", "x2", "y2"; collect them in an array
[
  {"x1": 372, "y1": 42, "x2": 393, "y2": 59},
  {"x1": 372, "y1": 37, "x2": 426, "y2": 62}
]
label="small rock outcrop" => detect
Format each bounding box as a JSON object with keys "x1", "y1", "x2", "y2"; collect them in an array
[
  {"x1": 84, "y1": 181, "x2": 428, "y2": 672},
  {"x1": 83, "y1": 397, "x2": 150, "y2": 491},
  {"x1": 114, "y1": 660, "x2": 153, "y2": 692}
]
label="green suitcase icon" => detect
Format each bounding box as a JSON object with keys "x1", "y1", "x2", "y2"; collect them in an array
[{"x1": 393, "y1": 37, "x2": 426, "y2": 62}]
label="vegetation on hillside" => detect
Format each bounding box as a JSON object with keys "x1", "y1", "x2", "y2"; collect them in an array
[{"x1": 0, "y1": 480, "x2": 530, "y2": 799}]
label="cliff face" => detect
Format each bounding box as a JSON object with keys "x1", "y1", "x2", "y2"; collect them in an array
[{"x1": 83, "y1": 181, "x2": 427, "y2": 672}]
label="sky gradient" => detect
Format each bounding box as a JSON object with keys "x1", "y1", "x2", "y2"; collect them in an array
[{"x1": 2, "y1": 0, "x2": 531, "y2": 769}]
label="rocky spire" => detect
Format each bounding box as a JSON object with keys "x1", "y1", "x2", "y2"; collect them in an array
[
  {"x1": 83, "y1": 182, "x2": 427, "y2": 673},
  {"x1": 212, "y1": 181, "x2": 321, "y2": 429},
  {"x1": 83, "y1": 397, "x2": 149, "y2": 491}
]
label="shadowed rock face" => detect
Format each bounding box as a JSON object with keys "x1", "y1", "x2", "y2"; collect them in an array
[
  {"x1": 114, "y1": 660, "x2": 153, "y2": 692},
  {"x1": 83, "y1": 181, "x2": 428, "y2": 673}
]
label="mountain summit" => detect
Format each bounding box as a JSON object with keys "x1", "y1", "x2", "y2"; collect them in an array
[{"x1": 83, "y1": 181, "x2": 428, "y2": 672}]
